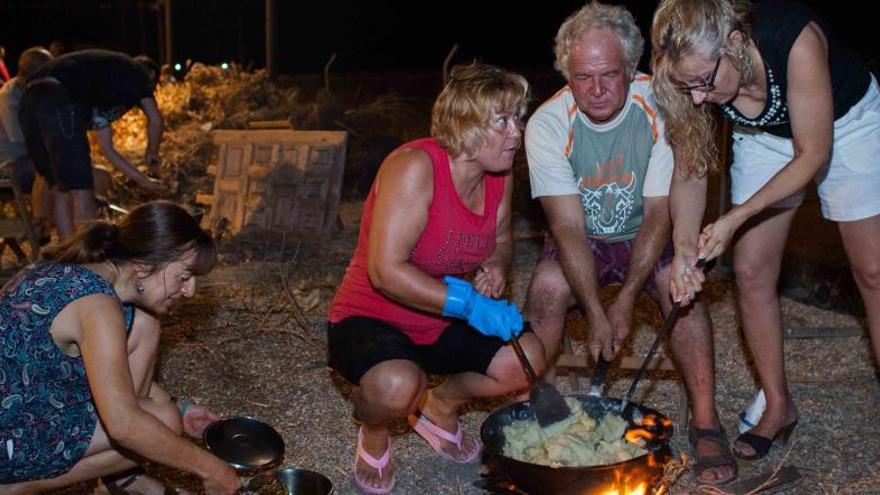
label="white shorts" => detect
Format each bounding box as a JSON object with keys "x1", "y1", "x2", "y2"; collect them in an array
[{"x1": 730, "y1": 74, "x2": 880, "y2": 221}]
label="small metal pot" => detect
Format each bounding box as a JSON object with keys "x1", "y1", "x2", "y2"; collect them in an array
[
  {"x1": 203, "y1": 416, "x2": 285, "y2": 471},
  {"x1": 245, "y1": 467, "x2": 334, "y2": 495},
  {"x1": 481, "y1": 394, "x2": 673, "y2": 495}
]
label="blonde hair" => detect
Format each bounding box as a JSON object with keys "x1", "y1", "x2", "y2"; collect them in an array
[
  {"x1": 651, "y1": 0, "x2": 755, "y2": 177},
  {"x1": 431, "y1": 63, "x2": 530, "y2": 158},
  {"x1": 554, "y1": 1, "x2": 644, "y2": 79}
]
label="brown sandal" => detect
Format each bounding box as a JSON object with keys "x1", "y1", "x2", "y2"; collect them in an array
[{"x1": 688, "y1": 424, "x2": 738, "y2": 486}]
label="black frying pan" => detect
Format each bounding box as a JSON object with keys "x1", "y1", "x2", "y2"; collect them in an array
[{"x1": 480, "y1": 395, "x2": 673, "y2": 495}]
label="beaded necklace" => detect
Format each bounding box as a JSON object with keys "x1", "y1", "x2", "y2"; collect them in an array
[{"x1": 721, "y1": 65, "x2": 789, "y2": 129}]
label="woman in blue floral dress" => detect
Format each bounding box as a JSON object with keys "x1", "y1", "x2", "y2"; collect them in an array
[{"x1": 1, "y1": 201, "x2": 240, "y2": 494}]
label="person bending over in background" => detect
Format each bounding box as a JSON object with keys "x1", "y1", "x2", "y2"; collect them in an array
[{"x1": 19, "y1": 49, "x2": 166, "y2": 241}]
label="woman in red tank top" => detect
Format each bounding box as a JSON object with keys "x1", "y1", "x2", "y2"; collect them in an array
[{"x1": 326, "y1": 63, "x2": 546, "y2": 494}]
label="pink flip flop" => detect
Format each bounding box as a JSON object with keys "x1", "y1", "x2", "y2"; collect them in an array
[
  {"x1": 408, "y1": 413, "x2": 482, "y2": 464},
  {"x1": 354, "y1": 427, "x2": 395, "y2": 494}
]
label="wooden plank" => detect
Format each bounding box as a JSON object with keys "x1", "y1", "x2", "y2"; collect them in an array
[
  {"x1": 212, "y1": 129, "x2": 346, "y2": 146},
  {"x1": 557, "y1": 353, "x2": 589, "y2": 369},
  {"x1": 0, "y1": 218, "x2": 26, "y2": 234},
  {"x1": 247, "y1": 119, "x2": 292, "y2": 130},
  {"x1": 784, "y1": 326, "x2": 866, "y2": 339},
  {"x1": 556, "y1": 354, "x2": 676, "y2": 371},
  {"x1": 725, "y1": 466, "x2": 801, "y2": 494},
  {"x1": 619, "y1": 356, "x2": 676, "y2": 371}
]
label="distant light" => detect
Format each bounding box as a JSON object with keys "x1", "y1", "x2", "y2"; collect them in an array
[
  {"x1": 220, "y1": 62, "x2": 229, "y2": 70},
  {"x1": 174, "y1": 63, "x2": 182, "y2": 71}
]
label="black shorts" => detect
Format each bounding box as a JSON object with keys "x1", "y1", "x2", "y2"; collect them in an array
[
  {"x1": 19, "y1": 82, "x2": 94, "y2": 192},
  {"x1": 327, "y1": 316, "x2": 528, "y2": 385}
]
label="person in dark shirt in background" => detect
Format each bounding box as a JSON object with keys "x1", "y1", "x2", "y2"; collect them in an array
[
  {"x1": 19, "y1": 49, "x2": 166, "y2": 241},
  {"x1": 0, "y1": 46, "x2": 10, "y2": 82}
]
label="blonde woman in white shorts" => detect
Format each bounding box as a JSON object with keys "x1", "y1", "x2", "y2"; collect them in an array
[{"x1": 651, "y1": 0, "x2": 880, "y2": 462}]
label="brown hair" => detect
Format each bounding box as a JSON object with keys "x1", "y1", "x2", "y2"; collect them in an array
[
  {"x1": 651, "y1": 0, "x2": 755, "y2": 177},
  {"x1": 431, "y1": 62, "x2": 530, "y2": 158},
  {"x1": 47, "y1": 201, "x2": 215, "y2": 275},
  {"x1": 17, "y1": 47, "x2": 52, "y2": 82}
]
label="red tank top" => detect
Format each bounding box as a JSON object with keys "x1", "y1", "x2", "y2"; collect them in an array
[{"x1": 328, "y1": 138, "x2": 505, "y2": 344}]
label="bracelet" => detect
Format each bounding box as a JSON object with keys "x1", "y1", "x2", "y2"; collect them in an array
[{"x1": 170, "y1": 396, "x2": 190, "y2": 416}]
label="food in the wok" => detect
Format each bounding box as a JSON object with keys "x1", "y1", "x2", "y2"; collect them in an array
[{"x1": 501, "y1": 398, "x2": 647, "y2": 467}]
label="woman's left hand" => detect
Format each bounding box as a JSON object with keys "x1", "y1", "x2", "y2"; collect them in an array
[
  {"x1": 182, "y1": 403, "x2": 221, "y2": 438},
  {"x1": 474, "y1": 263, "x2": 506, "y2": 298},
  {"x1": 670, "y1": 249, "x2": 704, "y2": 306},
  {"x1": 698, "y1": 212, "x2": 742, "y2": 261}
]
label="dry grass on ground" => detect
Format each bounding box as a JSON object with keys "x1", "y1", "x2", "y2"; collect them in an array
[{"x1": 30, "y1": 200, "x2": 876, "y2": 495}]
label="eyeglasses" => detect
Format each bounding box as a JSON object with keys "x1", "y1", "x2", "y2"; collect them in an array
[{"x1": 678, "y1": 57, "x2": 721, "y2": 94}]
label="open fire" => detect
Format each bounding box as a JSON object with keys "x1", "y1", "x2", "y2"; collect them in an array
[
  {"x1": 595, "y1": 413, "x2": 674, "y2": 495},
  {"x1": 598, "y1": 482, "x2": 648, "y2": 495},
  {"x1": 594, "y1": 464, "x2": 654, "y2": 495}
]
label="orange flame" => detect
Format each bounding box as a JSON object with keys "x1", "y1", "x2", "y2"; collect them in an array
[
  {"x1": 624, "y1": 428, "x2": 653, "y2": 444},
  {"x1": 597, "y1": 467, "x2": 651, "y2": 495},
  {"x1": 640, "y1": 413, "x2": 672, "y2": 429},
  {"x1": 598, "y1": 482, "x2": 648, "y2": 495}
]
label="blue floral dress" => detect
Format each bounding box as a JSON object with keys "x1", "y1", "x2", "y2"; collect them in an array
[{"x1": 0, "y1": 261, "x2": 134, "y2": 483}]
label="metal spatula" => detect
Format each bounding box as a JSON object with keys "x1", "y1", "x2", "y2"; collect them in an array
[
  {"x1": 588, "y1": 356, "x2": 610, "y2": 397},
  {"x1": 509, "y1": 323, "x2": 572, "y2": 427}
]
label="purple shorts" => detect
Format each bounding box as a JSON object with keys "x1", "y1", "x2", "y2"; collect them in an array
[{"x1": 541, "y1": 233, "x2": 674, "y2": 302}]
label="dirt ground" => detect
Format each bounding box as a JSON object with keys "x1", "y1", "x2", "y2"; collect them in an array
[{"x1": 7, "y1": 189, "x2": 866, "y2": 495}]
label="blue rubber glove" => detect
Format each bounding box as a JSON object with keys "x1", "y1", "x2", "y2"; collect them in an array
[{"x1": 442, "y1": 276, "x2": 523, "y2": 341}]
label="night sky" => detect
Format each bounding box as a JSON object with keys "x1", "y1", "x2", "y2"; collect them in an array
[{"x1": 0, "y1": 1, "x2": 872, "y2": 77}]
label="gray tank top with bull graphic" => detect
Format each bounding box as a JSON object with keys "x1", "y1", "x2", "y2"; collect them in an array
[{"x1": 568, "y1": 105, "x2": 655, "y2": 242}]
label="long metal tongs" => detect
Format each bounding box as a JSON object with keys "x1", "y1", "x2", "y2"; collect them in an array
[{"x1": 619, "y1": 259, "x2": 707, "y2": 416}]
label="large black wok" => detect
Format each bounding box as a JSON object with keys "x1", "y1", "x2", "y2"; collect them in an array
[{"x1": 481, "y1": 395, "x2": 673, "y2": 495}]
